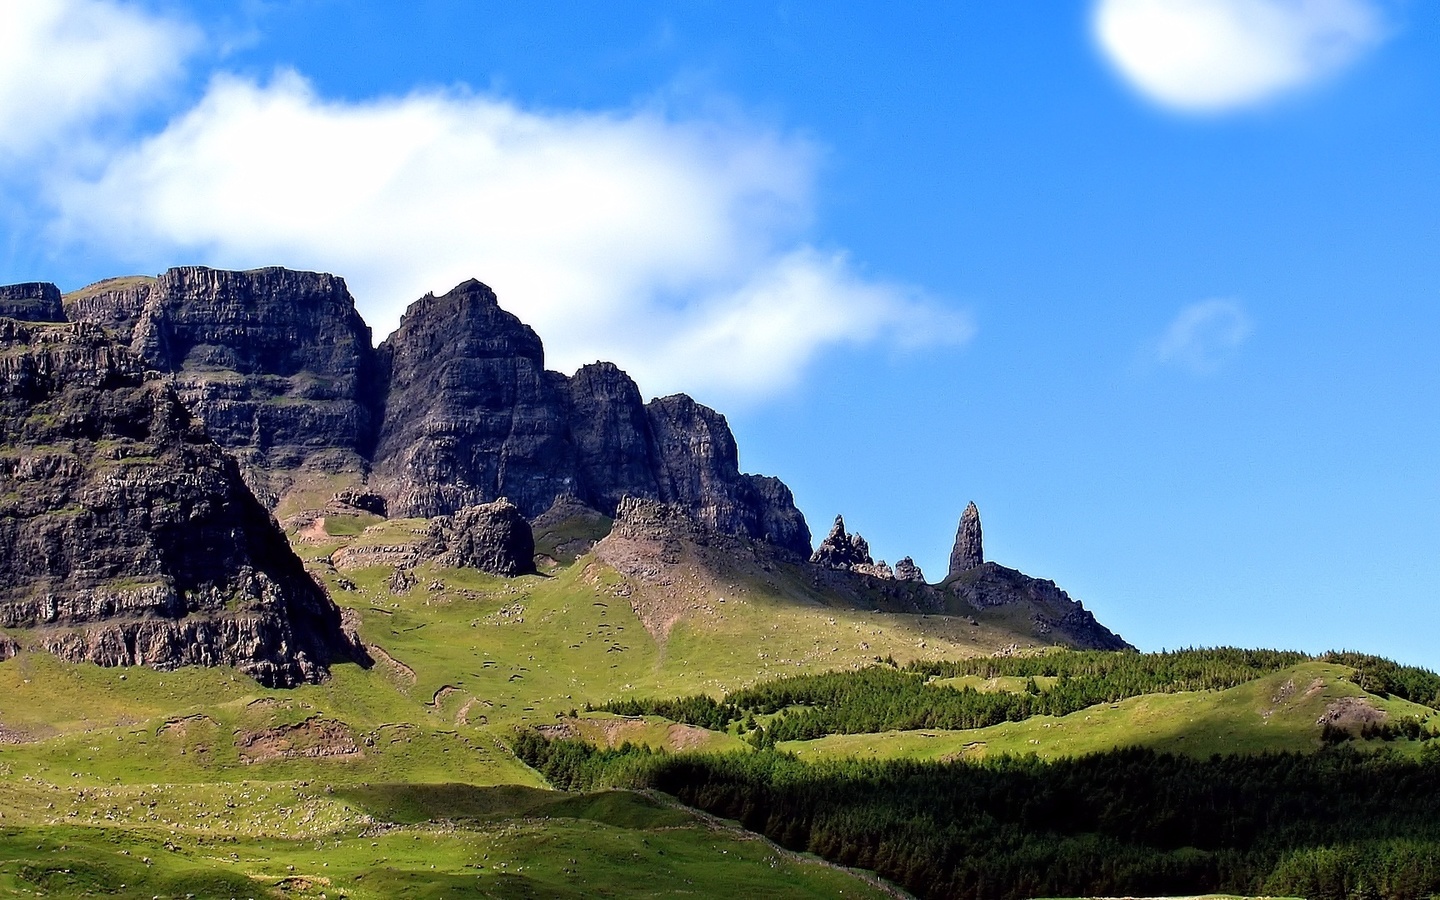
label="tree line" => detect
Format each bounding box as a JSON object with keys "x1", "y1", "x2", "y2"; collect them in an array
[
  {"x1": 598, "y1": 647, "x2": 1439, "y2": 742},
  {"x1": 512, "y1": 732, "x2": 1440, "y2": 900}
]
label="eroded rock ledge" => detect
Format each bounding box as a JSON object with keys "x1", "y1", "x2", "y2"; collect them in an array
[{"x1": 0, "y1": 320, "x2": 366, "y2": 686}]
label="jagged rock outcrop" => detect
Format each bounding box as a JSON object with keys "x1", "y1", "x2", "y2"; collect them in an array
[
  {"x1": 811, "y1": 515, "x2": 873, "y2": 569},
  {"x1": 567, "y1": 362, "x2": 662, "y2": 510},
  {"x1": 64, "y1": 267, "x2": 380, "y2": 507},
  {"x1": 57, "y1": 270, "x2": 811, "y2": 557},
  {"x1": 0, "y1": 283, "x2": 65, "y2": 322},
  {"x1": 429, "y1": 499, "x2": 536, "y2": 577},
  {"x1": 948, "y1": 501, "x2": 984, "y2": 576},
  {"x1": 371, "y1": 280, "x2": 577, "y2": 518},
  {"x1": 947, "y1": 562, "x2": 1132, "y2": 651},
  {"x1": 894, "y1": 557, "x2": 926, "y2": 583},
  {"x1": 646, "y1": 395, "x2": 811, "y2": 556},
  {"x1": 0, "y1": 319, "x2": 365, "y2": 686},
  {"x1": 596, "y1": 497, "x2": 1130, "y2": 651},
  {"x1": 61, "y1": 275, "x2": 153, "y2": 336},
  {"x1": 372, "y1": 280, "x2": 811, "y2": 555}
]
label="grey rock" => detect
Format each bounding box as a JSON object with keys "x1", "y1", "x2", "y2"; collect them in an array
[
  {"x1": 894, "y1": 556, "x2": 926, "y2": 583},
  {"x1": 646, "y1": 394, "x2": 812, "y2": 557},
  {"x1": 0, "y1": 283, "x2": 65, "y2": 322},
  {"x1": 947, "y1": 562, "x2": 1132, "y2": 651},
  {"x1": 66, "y1": 267, "x2": 379, "y2": 507},
  {"x1": 852, "y1": 560, "x2": 895, "y2": 580},
  {"x1": 372, "y1": 280, "x2": 811, "y2": 555},
  {"x1": 61, "y1": 276, "x2": 154, "y2": 338},
  {"x1": 0, "y1": 320, "x2": 366, "y2": 685},
  {"x1": 63, "y1": 269, "x2": 812, "y2": 556},
  {"x1": 430, "y1": 499, "x2": 536, "y2": 577},
  {"x1": 371, "y1": 280, "x2": 577, "y2": 518},
  {"x1": 810, "y1": 515, "x2": 874, "y2": 570},
  {"x1": 567, "y1": 362, "x2": 661, "y2": 511},
  {"x1": 948, "y1": 501, "x2": 984, "y2": 576}
]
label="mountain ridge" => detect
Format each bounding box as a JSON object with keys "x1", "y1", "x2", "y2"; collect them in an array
[{"x1": 0, "y1": 264, "x2": 1131, "y2": 683}]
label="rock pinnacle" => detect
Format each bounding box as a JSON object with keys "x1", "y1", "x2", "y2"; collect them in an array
[{"x1": 948, "y1": 501, "x2": 983, "y2": 576}]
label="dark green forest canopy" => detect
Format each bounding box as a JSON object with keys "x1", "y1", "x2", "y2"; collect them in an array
[
  {"x1": 597, "y1": 648, "x2": 1440, "y2": 741},
  {"x1": 513, "y1": 734, "x2": 1440, "y2": 900}
]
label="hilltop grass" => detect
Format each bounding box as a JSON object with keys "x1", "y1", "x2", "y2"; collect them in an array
[{"x1": 782, "y1": 662, "x2": 1440, "y2": 762}]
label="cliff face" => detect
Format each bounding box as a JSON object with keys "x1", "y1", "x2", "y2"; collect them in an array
[
  {"x1": 371, "y1": 280, "x2": 577, "y2": 518},
  {"x1": 60, "y1": 270, "x2": 810, "y2": 555},
  {"x1": 373, "y1": 280, "x2": 812, "y2": 555},
  {"x1": 0, "y1": 320, "x2": 364, "y2": 685},
  {"x1": 645, "y1": 395, "x2": 812, "y2": 557},
  {"x1": 65, "y1": 267, "x2": 379, "y2": 507},
  {"x1": 0, "y1": 283, "x2": 65, "y2": 322}
]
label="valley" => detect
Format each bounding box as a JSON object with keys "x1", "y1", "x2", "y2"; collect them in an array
[{"x1": 0, "y1": 268, "x2": 1436, "y2": 899}]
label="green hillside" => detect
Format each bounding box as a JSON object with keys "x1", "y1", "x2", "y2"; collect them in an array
[{"x1": 3, "y1": 524, "x2": 1440, "y2": 899}]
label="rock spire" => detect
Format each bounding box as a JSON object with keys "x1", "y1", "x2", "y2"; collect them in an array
[
  {"x1": 811, "y1": 516, "x2": 872, "y2": 569},
  {"x1": 948, "y1": 501, "x2": 983, "y2": 576}
]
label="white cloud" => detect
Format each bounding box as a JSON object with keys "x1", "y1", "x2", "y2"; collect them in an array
[
  {"x1": 0, "y1": 0, "x2": 197, "y2": 157},
  {"x1": 51, "y1": 71, "x2": 969, "y2": 400},
  {"x1": 1092, "y1": 0, "x2": 1388, "y2": 112},
  {"x1": 1153, "y1": 299, "x2": 1253, "y2": 373}
]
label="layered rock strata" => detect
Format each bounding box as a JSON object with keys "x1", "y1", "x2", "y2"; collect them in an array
[
  {"x1": 59, "y1": 270, "x2": 809, "y2": 556},
  {"x1": 0, "y1": 283, "x2": 65, "y2": 322},
  {"x1": 0, "y1": 319, "x2": 364, "y2": 685},
  {"x1": 64, "y1": 267, "x2": 380, "y2": 507},
  {"x1": 371, "y1": 280, "x2": 811, "y2": 555}
]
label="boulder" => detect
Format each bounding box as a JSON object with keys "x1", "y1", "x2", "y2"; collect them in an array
[
  {"x1": 430, "y1": 499, "x2": 536, "y2": 577},
  {"x1": 894, "y1": 556, "x2": 926, "y2": 583}
]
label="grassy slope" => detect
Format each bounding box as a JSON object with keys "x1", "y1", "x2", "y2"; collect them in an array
[
  {"x1": 783, "y1": 662, "x2": 1440, "y2": 762},
  {"x1": 1, "y1": 513, "x2": 1434, "y2": 898},
  {"x1": 2, "y1": 521, "x2": 1001, "y2": 898}
]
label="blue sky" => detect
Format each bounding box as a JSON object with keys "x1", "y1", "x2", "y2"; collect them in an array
[{"x1": 1, "y1": 1, "x2": 1437, "y2": 667}]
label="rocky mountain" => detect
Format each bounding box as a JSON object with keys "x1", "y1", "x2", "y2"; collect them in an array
[
  {"x1": 0, "y1": 319, "x2": 365, "y2": 686},
  {"x1": 64, "y1": 268, "x2": 379, "y2": 508},
  {"x1": 802, "y1": 503, "x2": 1132, "y2": 650},
  {"x1": 810, "y1": 515, "x2": 896, "y2": 578},
  {"x1": 0, "y1": 282, "x2": 65, "y2": 322},
  {"x1": 62, "y1": 269, "x2": 808, "y2": 555},
  {"x1": 596, "y1": 497, "x2": 1130, "y2": 651},
  {"x1": 4, "y1": 265, "x2": 1131, "y2": 667},
  {"x1": 369, "y1": 278, "x2": 811, "y2": 553}
]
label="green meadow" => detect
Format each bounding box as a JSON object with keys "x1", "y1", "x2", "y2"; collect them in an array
[{"x1": 2, "y1": 517, "x2": 1437, "y2": 898}]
